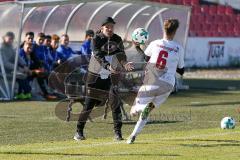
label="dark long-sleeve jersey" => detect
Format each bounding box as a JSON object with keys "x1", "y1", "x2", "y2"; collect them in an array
[{"x1": 88, "y1": 32, "x2": 127, "y2": 74}]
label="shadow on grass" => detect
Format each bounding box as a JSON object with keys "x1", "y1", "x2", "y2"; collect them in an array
[
  {"x1": 180, "y1": 143, "x2": 240, "y2": 148},
  {"x1": 192, "y1": 139, "x2": 240, "y2": 143},
  {"x1": 169, "y1": 139, "x2": 240, "y2": 143},
  {"x1": 184, "y1": 79, "x2": 240, "y2": 90},
  {"x1": 147, "y1": 120, "x2": 183, "y2": 124},
  {"x1": 119, "y1": 120, "x2": 183, "y2": 125},
  {"x1": 0, "y1": 151, "x2": 180, "y2": 157},
  {"x1": 188, "y1": 101, "x2": 240, "y2": 107},
  {"x1": 179, "y1": 138, "x2": 240, "y2": 147},
  {"x1": 172, "y1": 89, "x2": 239, "y2": 99}
]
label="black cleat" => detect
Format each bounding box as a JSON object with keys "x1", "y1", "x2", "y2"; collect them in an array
[{"x1": 114, "y1": 132, "x2": 124, "y2": 141}]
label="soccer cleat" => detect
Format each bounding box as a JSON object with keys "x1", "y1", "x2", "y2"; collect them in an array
[
  {"x1": 14, "y1": 93, "x2": 25, "y2": 100},
  {"x1": 74, "y1": 132, "x2": 86, "y2": 141},
  {"x1": 141, "y1": 102, "x2": 155, "y2": 120},
  {"x1": 127, "y1": 135, "x2": 136, "y2": 144},
  {"x1": 24, "y1": 93, "x2": 32, "y2": 99},
  {"x1": 114, "y1": 132, "x2": 124, "y2": 141}
]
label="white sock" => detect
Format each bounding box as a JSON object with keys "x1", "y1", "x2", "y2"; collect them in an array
[{"x1": 131, "y1": 116, "x2": 148, "y2": 137}]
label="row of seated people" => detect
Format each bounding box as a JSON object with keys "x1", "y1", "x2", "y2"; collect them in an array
[{"x1": 0, "y1": 30, "x2": 94, "y2": 100}]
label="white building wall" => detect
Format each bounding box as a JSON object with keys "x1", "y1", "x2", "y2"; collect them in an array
[{"x1": 185, "y1": 37, "x2": 240, "y2": 67}]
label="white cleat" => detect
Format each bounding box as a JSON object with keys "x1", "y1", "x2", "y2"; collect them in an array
[
  {"x1": 127, "y1": 135, "x2": 136, "y2": 144},
  {"x1": 73, "y1": 132, "x2": 86, "y2": 141}
]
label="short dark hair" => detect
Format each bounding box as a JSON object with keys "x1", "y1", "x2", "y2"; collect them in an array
[
  {"x1": 25, "y1": 31, "x2": 34, "y2": 37},
  {"x1": 164, "y1": 18, "x2": 179, "y2": 35},
  {"x1": 86, "y1": 30, "x2": 94, "y2": 37},
  {"x1": 37, "y1": 32, "x2": 45, "y2": 38},
  {"x1": 45, "y1": 35, "x2": 51, "y2": 40},
  {"x1": 4, "y1": 31, "x2": 15, "y2": 39}
]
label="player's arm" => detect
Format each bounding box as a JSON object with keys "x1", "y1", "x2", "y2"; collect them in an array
[{"x1": 176, "y1": 46, "x2": 185, "y2": 76}]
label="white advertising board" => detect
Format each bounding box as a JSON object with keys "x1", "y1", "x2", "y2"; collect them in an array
[{"x1": 185, "y1": 37, "x2": 240, "y2": 67}]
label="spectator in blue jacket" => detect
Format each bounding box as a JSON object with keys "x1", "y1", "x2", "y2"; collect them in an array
[
  {"x1": 57, "y1": 34, "x2": 75, "y2": 62},
  {"x1": 34, "y1": 33, "x2": 48, "y2": 69},
  {"x1": 19, "y1": 42, "x2": 56, "y2": 100},
  {"x1": 80, "y1": 30, "x2": 94, "y2": 56},
  {"x1": 20, "y1": 31, "x2": 34, "y2": 48},
  {"x1": 48, "y1": 34, "x2": 62, "y2": 71},
  {"x1": 43, "y1": 35, "x2": 52, "y2": 72},
  {"x1": 44, "y1": 35, "x2": 52, "y2": 48},
  {"x1": 1, "y1": 31, "x2": 31, "y2": 100}
]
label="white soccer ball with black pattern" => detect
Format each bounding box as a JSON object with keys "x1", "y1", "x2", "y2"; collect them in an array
[
  {"x1": 131, "y1": 28, "x2": 149, "y2": 44},
  {"x1": 220, "y1": 117, "x2": 236, "y2": 129}
]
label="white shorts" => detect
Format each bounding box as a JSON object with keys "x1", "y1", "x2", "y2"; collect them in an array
[{"x1": 130, "y1": 80, "x2": 173, "y2": 115}]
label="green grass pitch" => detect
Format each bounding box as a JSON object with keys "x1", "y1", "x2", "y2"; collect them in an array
[{"x1": 0, "y1": 78, "x2": 240, "y2": 160}]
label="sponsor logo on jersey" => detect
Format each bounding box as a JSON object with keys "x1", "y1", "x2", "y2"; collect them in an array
[{"x1": 158, "y1": 44, "x2": 178, "y2": 53}]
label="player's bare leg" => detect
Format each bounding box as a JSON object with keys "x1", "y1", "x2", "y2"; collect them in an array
[{"x1": 127, "y1": 102, "x2": 155, "y2": 144}]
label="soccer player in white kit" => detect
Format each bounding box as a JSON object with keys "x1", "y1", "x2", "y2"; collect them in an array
[{"x1": 127, "y1": 18, "x2": 185, "y2": 144}]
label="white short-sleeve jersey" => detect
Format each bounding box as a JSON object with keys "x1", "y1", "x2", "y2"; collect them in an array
[{"x1": 144, "y1": 39, "x2": 184, "y2": 86}]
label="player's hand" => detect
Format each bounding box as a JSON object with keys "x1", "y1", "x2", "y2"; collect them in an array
[{"x1": 124, "y1": 62, "x2": 134, "y2": 71}]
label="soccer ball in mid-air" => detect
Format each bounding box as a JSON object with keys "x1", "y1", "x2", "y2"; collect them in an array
[
  {"x1": 220, "y1": 117, "x2": 236, "y2": 129},
  {"x1": 131, "y1": 28, "x2": 149, "y2": 44}
]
